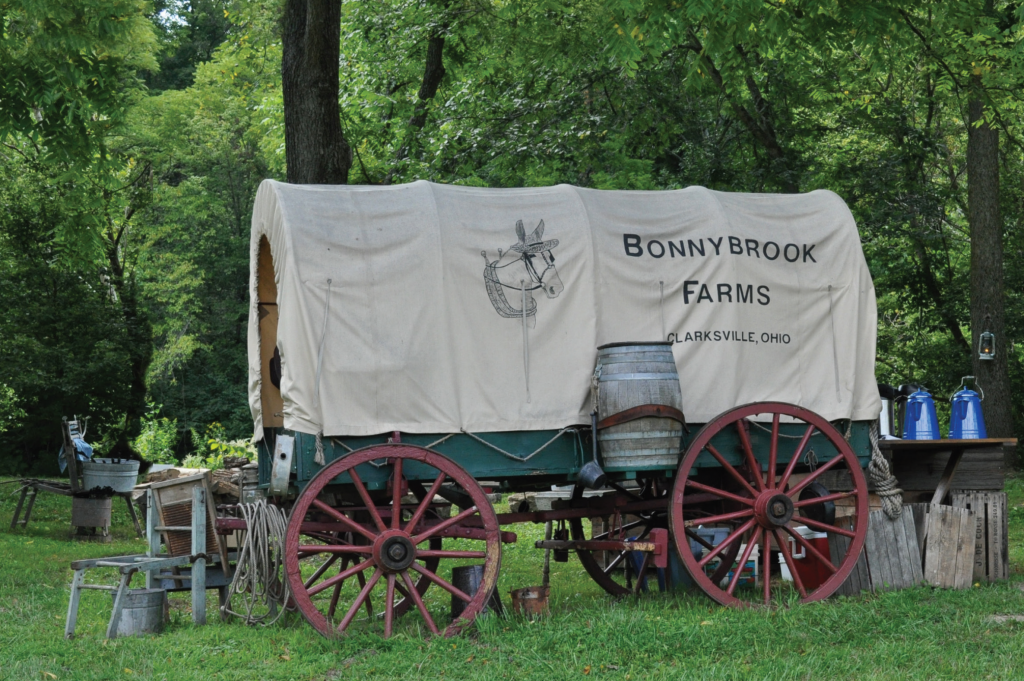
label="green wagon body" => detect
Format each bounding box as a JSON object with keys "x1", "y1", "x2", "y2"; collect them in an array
[{"x1": 257, "y1": 421, "x2": 873, "y2": 495}]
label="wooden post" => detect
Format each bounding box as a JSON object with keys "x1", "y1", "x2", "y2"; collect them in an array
[
  {"x1": 65, "y1": 569, "x2": 85, "y2": 639},
  {"x1": 146, "y1": 489, "x2": 160, "y2": 589},
  {"x1": 10, "y1": 486, "x2": 28, "y2": 529},
  {"x1": 191, "y1": 486, "x2": 207, "y2": 625},
  {"x1": 63, "y1": 419, "x2": 80, "y2": 495}
]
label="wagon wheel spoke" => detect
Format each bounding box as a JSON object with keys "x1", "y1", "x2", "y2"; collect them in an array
[
  {"x1": 298, "y1": 544, "x2": 373, "y2": 555},
  {"x1": 735, "y1": 419, "x2": 766, "y2": 492},
  {"x1": 304, "y1": 554, "x2": 340, "y2": 589},
  {"x1": 778, "y1": 424, "x2": 816, "y2": 490},
  {"x1": 383, "y1": 574, "x2": 396, "y2": 638},
  {"x1": 416, "y1": 549, "x2": 487, "y2": 559},
  {"x1": 785, "y1": 454, "x2": 844, "y2": 497},
  {"x1": 355, "y1": 570, "x2": 373, "y2": 618},
  {"x1": 410, "y1": 562, "x2": 473, "y2": 604},
  {"x1": 697, "y1": 518, "x2": 757, "y2": 569},
  {"x1": 337, "y1": 568, "x2": 382, "y2": 632},
  {"x1": 791, "y1": 515, "x2": 857, "y2": 538},
  {"x1": 762, "y1": 528, "x2": 772, "y2": 605},
  {"x1": 684, "y1": 479, "x2": 755, "y2": 506},
  {"x1": 404, "y1": 472, "x2": 446, "y2": 533},
  {"x1": 310, "y1": 499, "x2": 376, "y2": 543},
  {"x1": 327, "y1": 556, "x2": 350, "y2": 619},
  {"x1": 307, "y1": 558, "x2": 373, "y2": 597},
  {"x1": 781, "y1": 525, "x2": 837, "y2": 575},
  {"x1": 401, "y1": 570, "x2": 439, "y2": 636},
  {"x1": 767, "y1": 413, "x2": 780, "y2": 488},
  {"x1": 347, "y1": 468, "x2": 387, "y2": 533},
  {"x1": 412, "y1": 505, "x2": 479, "y2": 544},
  {"x1": 682, "y1": 508, "x2": 754, "y2": 527},
  {"x1": 703, "y1": 443, "x2": 759, "y2": 498},
  {"x1": 773, "y1": 528, "x2": 807, "y2": 598},
  {"x1": 792, "y1": 490, "x2": 855, "y2": 507},
  {"x1": 726, "y1": 528, "x2": 761, "y2": 596},
  {"x1": 391, "y1": 458, "x2": 403, "y2": 530}
]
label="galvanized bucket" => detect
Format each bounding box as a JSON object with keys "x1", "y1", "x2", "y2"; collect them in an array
[
  {"x1": 595, "y1": 342, "x2": 684, "y2": 470},
  {"x1": 109, "y1": 588, "x2": 166, "y2": 637}
]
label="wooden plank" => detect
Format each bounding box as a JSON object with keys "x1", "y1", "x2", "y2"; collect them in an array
[
  {"x1": 908, "y1": 503, "x2": 928, "y2": 561},
  {"x1": 953, "y1": 509, "x2": 977, "y2": 590},
  {"x1": 996, "y1": 491, "x2": 1008, "y2": 581},
  {"x1": 864, "y1": 512, "x2": 892, "y2": 591},
  {"x1": 894, "y1": 448, "x2": 1006, "y2": 491},
  {"x1": 889, "y1": 509, "x2": 917, "y2": 588},
  {"x1": 923, "y1": 505, "x2": 943, "y2": 586},
  {"x1": 902, "y1": 510, "x2": 924, "y2": 584},
  {"x1": 828, "y1": 515, "x2": 865, "y2": 596}
]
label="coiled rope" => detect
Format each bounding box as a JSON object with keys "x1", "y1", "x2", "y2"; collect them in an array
[
  {"x1": 222, "y1": 499, "x2": 292, "y2": 626},
  {"x1": 867, "y1": 420, "x2": 903, "y2": 520}
]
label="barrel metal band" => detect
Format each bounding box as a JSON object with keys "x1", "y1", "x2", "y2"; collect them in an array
[
  {"x1": 597, "y1": 404, "x2": 687, "y2": 430},
  {"x1": 598, "y1": 372, "x2": 679, "y2": 382},
  {"x1": 597, "y1": 430, "x2": 682, "y2": 441}
]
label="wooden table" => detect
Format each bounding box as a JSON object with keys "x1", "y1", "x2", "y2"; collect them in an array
[{"x1": 877, "y1": 438, "x2": 1017, "y2": 504}]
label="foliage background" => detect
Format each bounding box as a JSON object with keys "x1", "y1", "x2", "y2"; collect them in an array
[{"x1": 1, "y1": 0, "x2": 1022, "y2": 473}]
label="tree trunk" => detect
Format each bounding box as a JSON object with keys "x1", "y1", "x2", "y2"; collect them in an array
[
  {"x1": 967, "y1": 80, "x2": 1014, "y2": 451},
  {"x1": 282, "y1": 0, "x2": 351, "y2": 184},
  {"x1": 383, "y1": 32, "x2": 447, "y2": 185}
]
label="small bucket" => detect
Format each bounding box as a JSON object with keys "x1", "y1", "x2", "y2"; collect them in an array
[
  {"x1": 509, "y1": 585, "x2": 549, "y2": 619},
  {"x1": 82, "y1": 458, "x2": 141, "y2": 494},
  {"x1": 450, "y1": 565, "x2": 503, "y2": 618},
  {"x1": 109, "y1": 588, "x2": 166, "y2": 637}
]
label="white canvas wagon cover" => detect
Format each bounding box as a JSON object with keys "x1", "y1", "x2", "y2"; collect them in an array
[{"x1": 248, "y1": 180, "x2": 880, "y2": 440}]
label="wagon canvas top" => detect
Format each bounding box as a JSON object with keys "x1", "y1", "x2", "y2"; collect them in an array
[{"x1": 248, "y1": 180, "x2": 880, "y2": 440}]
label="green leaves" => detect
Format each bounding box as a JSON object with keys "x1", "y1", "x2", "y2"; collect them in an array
[{"x1": 0, "y1": 0, "x2": 158, "y2": 161}]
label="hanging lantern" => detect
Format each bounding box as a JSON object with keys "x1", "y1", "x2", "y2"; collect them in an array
[{"x1": 978, "y1": 331, "x2": 995, "y2": 361}]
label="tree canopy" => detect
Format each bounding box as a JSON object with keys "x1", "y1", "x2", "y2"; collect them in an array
[{"x1": 1, "y1": 0, "x2": 1022, "y2": 472}]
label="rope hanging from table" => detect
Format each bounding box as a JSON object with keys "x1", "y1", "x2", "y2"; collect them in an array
[
  {"x1": 867, "y1": 420, "x2": 903, "y2": 520},
  {"x1": 222, "y1": 499, "x2": 292, "y2": 626}
]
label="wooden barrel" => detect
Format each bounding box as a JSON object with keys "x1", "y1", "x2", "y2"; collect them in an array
[{"x1": 596, "y1": 342, "x2": 684, "y2": 470}]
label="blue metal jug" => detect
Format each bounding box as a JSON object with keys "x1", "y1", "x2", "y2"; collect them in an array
[
  {"x1": 950, "y1": 387, "x2": 987, "y2": 439},
  {"x1": 903, "y1": 389, "x2": 940, "y2": 439}
]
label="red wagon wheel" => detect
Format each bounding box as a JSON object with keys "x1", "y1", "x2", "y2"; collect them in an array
[
  {"x1": 285, "y1": 444, "x2": 502, "y2": 638},
  {"x1": 669, "y1": 402, "x2": 869, "y2": 607}
]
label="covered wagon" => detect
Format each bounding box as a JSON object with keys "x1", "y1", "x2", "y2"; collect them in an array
[{"x1": 246, "y1": 179, "x2": 880, "y2": 637}]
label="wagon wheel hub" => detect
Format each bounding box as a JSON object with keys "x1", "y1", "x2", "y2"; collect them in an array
[
  {"x1": 374, "y1": 531, "x2": 417, "y2": 572},
  {"x1": 754, "y1": 491, "x2": 794, "y2": 528}
]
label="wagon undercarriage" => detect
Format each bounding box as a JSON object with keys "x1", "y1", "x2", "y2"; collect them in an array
[{"x1": 226, "y1": 402, "x2": 871, "y2": 639}]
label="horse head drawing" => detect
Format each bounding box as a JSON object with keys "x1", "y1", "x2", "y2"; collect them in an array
[{"x1": 482, "y1": 219, "x2": 564, "y2": 320}]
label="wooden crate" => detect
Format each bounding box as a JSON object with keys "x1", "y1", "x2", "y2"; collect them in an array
[{"x1": 951, "y1": 491, "x2": 1008, "y2": 582}]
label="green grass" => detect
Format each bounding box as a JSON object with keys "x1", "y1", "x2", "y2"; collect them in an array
[{"x1": 3, "y1": 477, "x2": 1024, "y2": 680}]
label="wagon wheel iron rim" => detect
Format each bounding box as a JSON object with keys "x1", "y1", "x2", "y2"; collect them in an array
[
  {"x1": 669, "y1": 402, "x2": 869, "y2": 608},
  {"x1": 285, "y1": 444, "x2": 502, "y2": 638}
]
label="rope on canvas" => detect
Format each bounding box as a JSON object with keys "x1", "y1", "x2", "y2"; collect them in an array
[
  {"x1": 867, "y1": 420, "x2": 903, "y2": 520},
  {"x1": 222, "y1": 499, "x2": 292, "y2": 626}
]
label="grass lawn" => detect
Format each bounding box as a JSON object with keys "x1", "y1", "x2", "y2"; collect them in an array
[{"x1": 3, "y1": 476, "x2": 1024, "y2": 680}]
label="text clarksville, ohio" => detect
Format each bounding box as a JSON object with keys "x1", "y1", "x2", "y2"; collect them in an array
[{"x1": 622, "y1": 233, "x2": 818, "y2": 308}]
